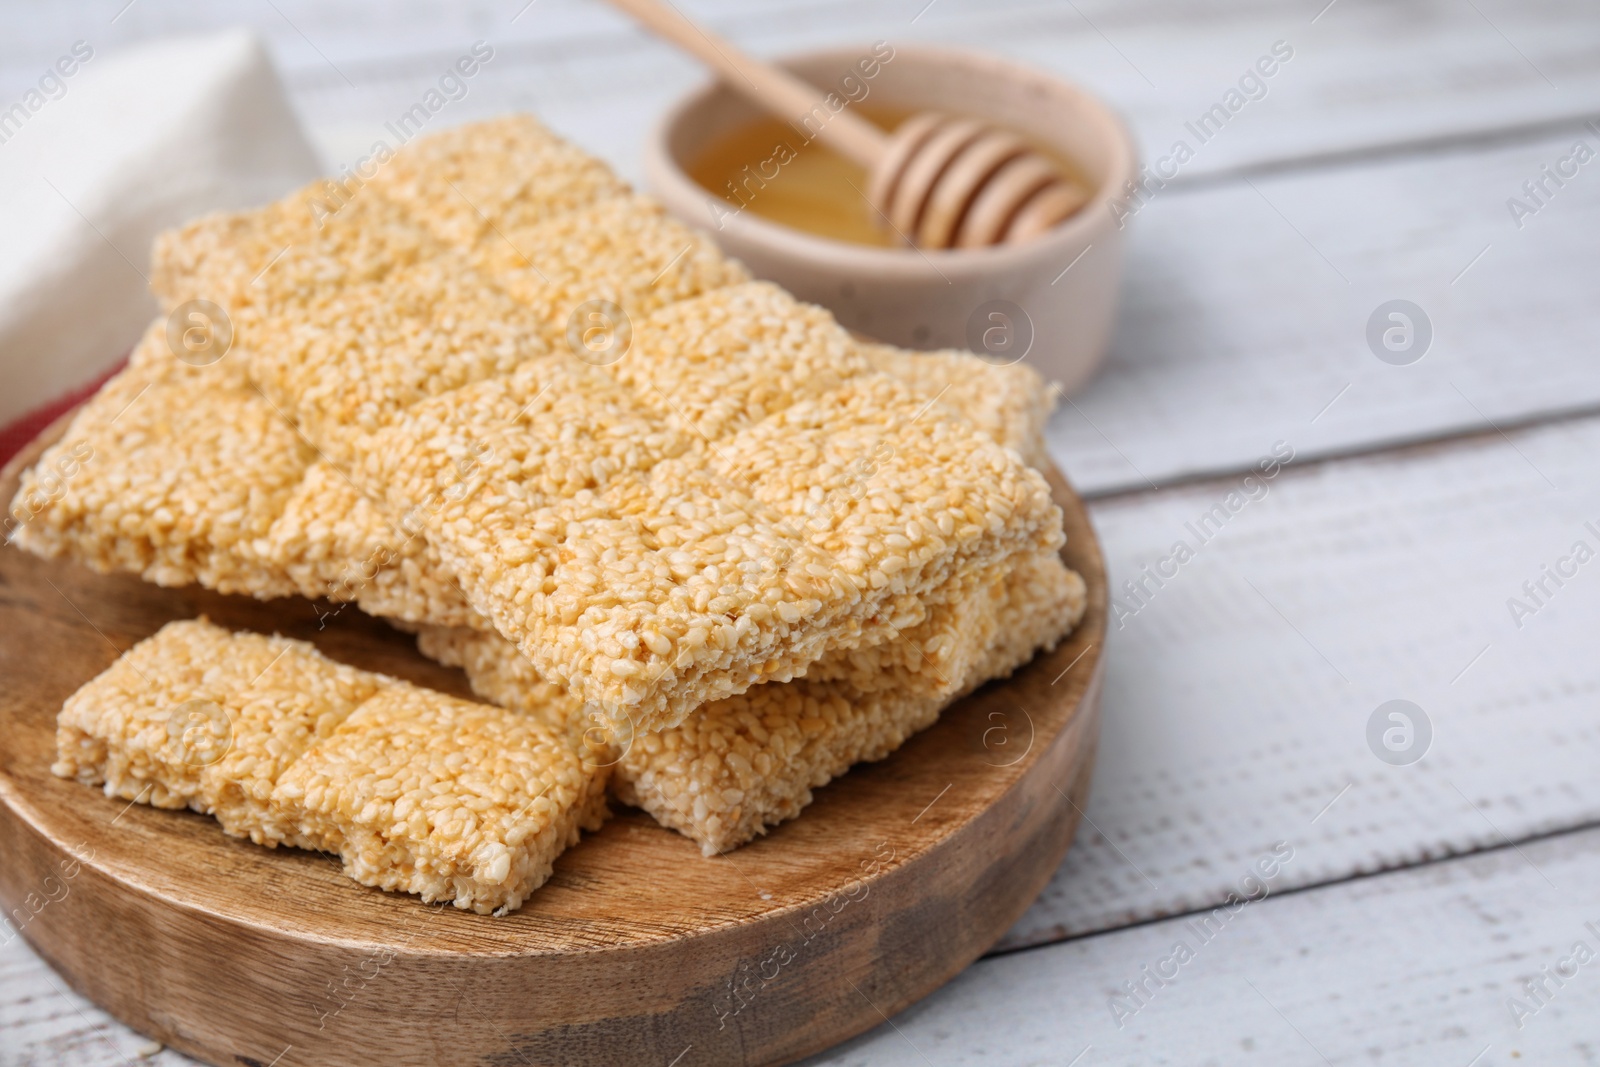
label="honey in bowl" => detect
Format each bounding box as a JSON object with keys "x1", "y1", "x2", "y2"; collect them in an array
[{"x1": 688, "y1": 107, "x2": 1091, "y2": 248}]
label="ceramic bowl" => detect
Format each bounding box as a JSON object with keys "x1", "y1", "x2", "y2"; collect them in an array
[{"x1": 643, "y1": 43, "x2": 1138, "y2": 392}]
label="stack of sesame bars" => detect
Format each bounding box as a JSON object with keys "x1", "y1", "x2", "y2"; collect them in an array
[{"x1": 9, "y1": 116, "x2": 1086, "y2": 914}]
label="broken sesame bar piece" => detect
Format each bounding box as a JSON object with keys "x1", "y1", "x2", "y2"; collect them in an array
[
  {"x1": 52, "y1": 619, "x2": 380, "y2": 844},
  {"x1": 55, "y1": 619, "x2": 607, "y2": 913}
]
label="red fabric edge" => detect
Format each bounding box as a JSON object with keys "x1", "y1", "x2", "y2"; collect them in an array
[{"x1": 0, "y1": 357, "x2": 129, "y2": 467}]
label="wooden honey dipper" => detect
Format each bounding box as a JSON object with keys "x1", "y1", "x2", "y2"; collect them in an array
[{"x1": 607, "y1": 0, "x2": 1089, "y2": 249}]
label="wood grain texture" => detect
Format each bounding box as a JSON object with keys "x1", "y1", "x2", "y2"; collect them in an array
[
  {"x1": 1048, "y1": 124, "x2": 1600, "y2": 495},
  {"x1": 810, "y1": 824, "x2": 1600, "y2": 1065},
  {"x1": 1005, "y1": 413, "x2": 1600, "y2": 948},
  {"x1": 0, "y1": 427, "x2": 1105, "y2": 1067}
]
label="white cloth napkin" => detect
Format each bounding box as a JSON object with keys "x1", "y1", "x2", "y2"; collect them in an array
[{"x1": 0, "y1": 30, "x2": 322, "y2": 424}]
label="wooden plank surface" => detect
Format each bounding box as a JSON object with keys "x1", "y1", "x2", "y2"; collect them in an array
[
  {"x1": 1, "y1": 943, "x2": 177, "y2": 1067},
  {"x1": 809, "y1": 825, "x2": 1600, "y2": 1065},
  {"x1": 1007, "y1": 413, "x2": 1600, "y2": 946},
  {"x1": 1048, "y1": 123, "x2": 1600, "y2": 494}
]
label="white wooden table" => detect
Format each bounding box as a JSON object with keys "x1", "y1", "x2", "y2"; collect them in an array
[{"x1": 5, "y1": 1, "x2": 1600, "y2": 1063}]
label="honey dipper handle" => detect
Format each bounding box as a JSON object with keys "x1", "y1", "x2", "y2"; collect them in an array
[{"x1": 605, "y1": 0, "x2": 889, "y2": 170}]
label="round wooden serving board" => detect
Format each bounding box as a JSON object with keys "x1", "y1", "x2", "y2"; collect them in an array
[{"x1": 0, "y1": 414, "x2": 1105, "y2": 1067}]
